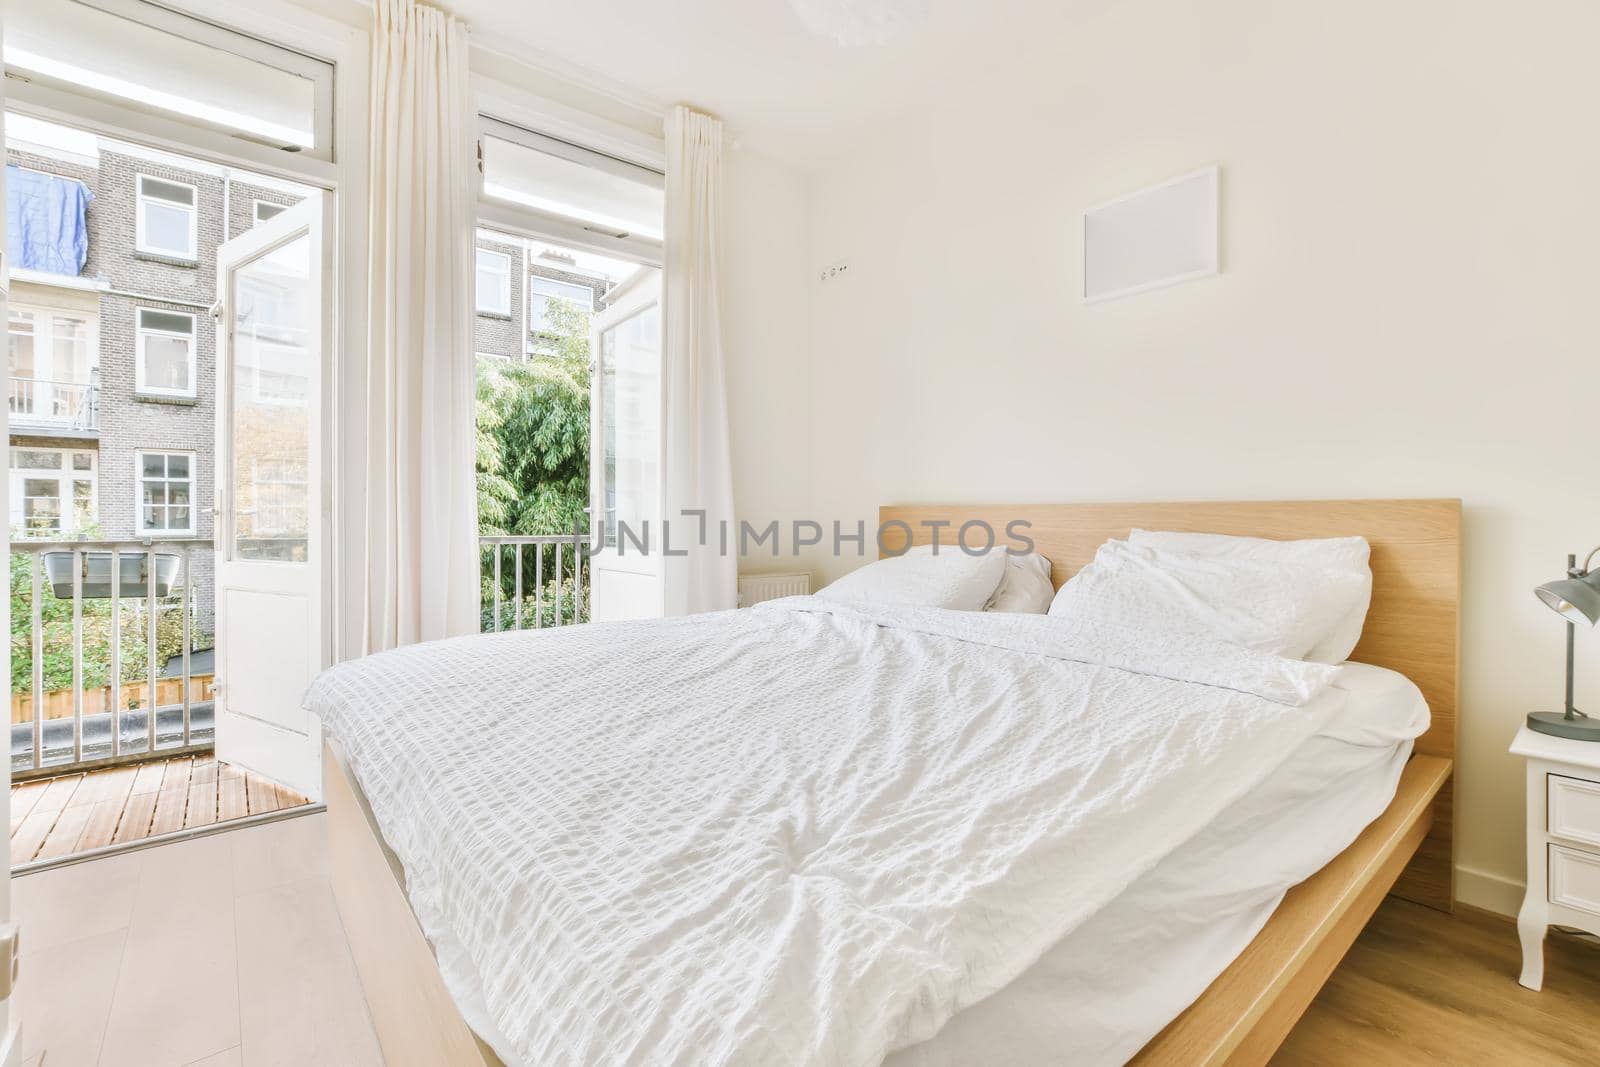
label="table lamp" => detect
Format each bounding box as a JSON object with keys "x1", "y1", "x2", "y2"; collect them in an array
[{"x1": 1530, "y1": 546, "x2": 1600, "y2": 740}]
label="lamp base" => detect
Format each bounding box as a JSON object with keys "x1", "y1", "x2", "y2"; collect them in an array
[{"x1": 1527, "y1": 710, "x2": 1600, "y2": 742}]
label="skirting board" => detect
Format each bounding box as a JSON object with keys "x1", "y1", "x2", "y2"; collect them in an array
[{"x1": 1456, "y1": 864, "x2": 1524, "y2": 918}]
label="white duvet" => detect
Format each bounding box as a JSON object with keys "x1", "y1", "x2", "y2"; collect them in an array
[{"x1": 305, "y1": 598, "x2": 1348, "y2": 1066}]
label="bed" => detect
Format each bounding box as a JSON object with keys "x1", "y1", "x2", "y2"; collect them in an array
[{"x1": 313, "y1": 498, "x2": 1458, "y2": 1066}]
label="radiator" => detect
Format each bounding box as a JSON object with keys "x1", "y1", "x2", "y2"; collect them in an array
[{"x1": 737, "y1": 571, "x2": 810, "y2": 607}]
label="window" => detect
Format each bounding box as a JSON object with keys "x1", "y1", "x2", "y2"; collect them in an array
[
  {"x1": 9, "y1": 447, "x2": 96, "y2": 536},
  {"x1": 249, "y1": 456, "x2": 308, "y2": 537},
  {"x1": 135, "y1": 308, "x2": 196, "y2": 397},
  {"x1": 253, "y1": 199, "x2": 286, "y2": 224},
  {"x1": 137, "y1": 451, "x2": 193, "y2": 534},
  {"x1": 237, "y1": 272, "x2": 311, "y2": 404},
  {"x1": 7, "y1": 304, "x2": 98, "y2": 425},
  {"x1": 476, "y1": 248, "x2": 512, "y2": 316},
  {"x1": 529, "y1": 277, "x2": 592, "y2": 334},
  {"x1": 8, "y1": 309, "x2": 36, "y2": 381},
  {"x1": 479, "y1": 117, "x2": 665, "y2": 244},
  {"x1": 135, "y1": 174, "x2": 198, "y2": 260},
  {"x1": 5, "y1": 0, "x2": 334, "y2": 160}
]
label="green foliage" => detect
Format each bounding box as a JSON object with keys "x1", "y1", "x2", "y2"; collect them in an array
[
  {"x1": 475, "y1": 295, "x2": 594, "y2": 628},
  {"x1": 9, "y1": 532, "x2": 211, "y2": 698},
  {"x1": 480, "y1": 567, "x2": 586, "y2": 631},
  {"x1": 475, "y1": 298, "x2": 592, "y2": 538}
]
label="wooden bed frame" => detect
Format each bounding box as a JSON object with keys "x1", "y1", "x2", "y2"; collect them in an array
[{"x1": 326, "y1": 498, "x2": 1459, "y2": 1067}]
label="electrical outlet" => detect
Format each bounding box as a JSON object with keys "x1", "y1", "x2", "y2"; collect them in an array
[{"x1": 819, "y1": 260, "x2": 850, "y2": 282}]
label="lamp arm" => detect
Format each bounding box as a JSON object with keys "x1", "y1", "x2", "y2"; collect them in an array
[{"x1": 1582, "y1": 544, "x2": 1600, "y2": 576}]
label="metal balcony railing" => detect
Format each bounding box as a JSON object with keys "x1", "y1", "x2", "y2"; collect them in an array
[
  {"x1": 9, "y1": 370, "x2": 100, "y2": 433},
  {"x1": 480, "y1": 534, "x2": 589, "y2": 632},
  {"x1": 10, "y1": 538, "x2": 213, "y2": 776}
]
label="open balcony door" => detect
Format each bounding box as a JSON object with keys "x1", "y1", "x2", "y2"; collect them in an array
[
  {"x1": 589, "y1": 267, "x2": 664, "y2": 622},
  {"x1": 213, "y1": 196, "x2": 329, "y2": 801}
]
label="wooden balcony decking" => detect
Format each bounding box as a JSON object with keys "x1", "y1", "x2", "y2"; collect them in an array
[{"x1": 10, "y1": 754, "x2": 312, "y2": 866}]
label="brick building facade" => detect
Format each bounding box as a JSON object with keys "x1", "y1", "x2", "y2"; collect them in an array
[
  {"x1": 7, "y1": 133, "x2": 306, "y2": 632},
  {"x1": 472, "y1": 234, "x2": 610, "y2": 360}
]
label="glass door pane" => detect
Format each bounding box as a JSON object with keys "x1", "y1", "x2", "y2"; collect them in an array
[
  {"x1": 599, "y1": 299, "x2": 660, "y2": 546},
  {"x1": 230, "y1": 234, "x2": 312, "y2": 562}
]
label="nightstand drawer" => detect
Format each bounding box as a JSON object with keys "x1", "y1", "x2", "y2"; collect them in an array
[
  {"x1": 1547, "y1": 774, "x2": 1600, "y2": 848},
  {"x1": 1550, "y1": 844, "x2": 1600, "y2": 916}
]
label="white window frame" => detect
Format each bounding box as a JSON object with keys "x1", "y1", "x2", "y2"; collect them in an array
[
  {"x1": 9, "y1": 447, "x2": 99, "y2": 536},
  {"x1": 135, "y1": 306, "x2": 198, "y2": 398},
  {"x1": 135, "y1": 449, "x2": 197, "y2": 535},
  {"x1": 7, "y1": 0, "x2": 337, "y2": 163},
  {"x1": 253, "y1": 198, "x2": 286, "y2": 223},
  {"x1": 476, "y1": 114, "x2": 664, "y2": 268},
  {"x1": 4, "y1": 0, "x2": 366, "y2": 667},
  {"x1": 135, "y1": 173, "x2": 199, "y2": 260},
  {"x1": 8, "y1": 300, "x2": 100, "y2": 383},
  {"x1": 476, "y1": 247, "x2": 512, "y2": 316}
]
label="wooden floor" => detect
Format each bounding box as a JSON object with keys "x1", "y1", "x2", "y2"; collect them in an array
[
  {"x1": 10, "y1": 754, "x2": 312, "y2": 866},
  {"x1": 1277, "y1": 898, "x2": 1600, "y2": 1064},
  {"x1": 8, "y1": 823, "x2": 1599, "y2": 1067}
]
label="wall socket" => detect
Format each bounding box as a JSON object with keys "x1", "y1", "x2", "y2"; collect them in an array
[{"x1": 818, "y1": 260, "x2": 850, "y2": 282}]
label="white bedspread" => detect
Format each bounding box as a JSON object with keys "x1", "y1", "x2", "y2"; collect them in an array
[{"x1": 305, "y1": 598, "x2": 1347, "y2": 1066}]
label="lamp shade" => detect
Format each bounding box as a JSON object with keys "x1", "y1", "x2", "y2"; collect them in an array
[{"x1": 1536, "y1": 570, "x2": 1600, "y2": 626}]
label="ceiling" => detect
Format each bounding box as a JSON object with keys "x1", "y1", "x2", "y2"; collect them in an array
[{"x1": 453, "y1": 0, "x2": 1113, "y2": 167}]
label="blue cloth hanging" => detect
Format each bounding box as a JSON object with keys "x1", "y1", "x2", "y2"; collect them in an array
[{"x1": 6, "y1": 164, "x2": 94, "y2": 276}]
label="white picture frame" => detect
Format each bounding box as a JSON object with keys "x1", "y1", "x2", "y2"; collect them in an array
[{"x1": 1082, "y1": 165, "x2": 1219, "y2": 303}]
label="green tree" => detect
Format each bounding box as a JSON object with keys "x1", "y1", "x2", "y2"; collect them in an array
[
  {"x1": 475, "y1": 297, "x2": 591, "y2": 538},
  {"x1": 476, "y1": 296, "x2": 593, "y2": 628}
]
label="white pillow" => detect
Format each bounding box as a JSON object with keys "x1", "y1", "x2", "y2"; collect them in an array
[
  {"x1": 1127, "y1": 529, "x2": 1372, "y2": 663},
  {"x1": 818, "y1": 545, "x2": 1006, "y2": 611},
  {"x1": 1047, "y1": 540, "x2": 1369, "y2": 660},
  {"x1": 984, "y1": 552, "x2": 1055, "y2": 613}
]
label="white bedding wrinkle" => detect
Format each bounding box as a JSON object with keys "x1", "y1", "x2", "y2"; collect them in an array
[{"x1": 305, "y1": 598, "x2": 1346, "y2": 1067}]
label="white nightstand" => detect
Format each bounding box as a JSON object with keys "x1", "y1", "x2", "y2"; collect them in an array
[{"x1": 1512, "y1": 725, "x2": 1600, "y2": 990}]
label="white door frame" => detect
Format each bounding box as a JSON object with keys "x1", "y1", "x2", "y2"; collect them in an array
[
  {"x1": 5, "y1": 0, "x2": 367, "y2": 668},
  {"x1": 213, "y1": 195, "x2": 330, "y2": 799}
]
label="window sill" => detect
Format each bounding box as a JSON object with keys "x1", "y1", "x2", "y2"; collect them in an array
[
  {"x1": 133, "y1": 251, "x2": 199, "y2": 268},
  {"x1": 134, "y1": 392, "x2": 198, "y2": 407},
  {"x1": 477, "y1": 310, "x2": 513, "y2": 321}
]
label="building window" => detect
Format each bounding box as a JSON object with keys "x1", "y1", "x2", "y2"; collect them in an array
[
  {"x1": 250, "y1": 456, "x2": 309, "y2": 537},
  {"x1": 253, "y1": 200, "x2": 286, "y2": 224},
  {"x1": 135, "y1": 175, "x2": 198, "y2": 260},
  {"x1": 9, "y1": 447, "x2": 97, "y2": 537},
  {"x1": 136, "y1": 308, "x2": 197, "y2": 397},
  {"x1": 476, "y1": 248, "x2": 512, "y2": 316},
  {"x1": 7, "y1": 304, "x2": 99, "y2": 426},
  {"x1": 136, "y1": 451, "x2": 194, "y2": 534},
  {"x1": 528, "y1": 276, "x2": 591, "y2": 333}
]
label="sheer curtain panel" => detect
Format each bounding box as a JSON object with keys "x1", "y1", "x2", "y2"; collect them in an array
[{"x1": 362, "y1": 0, "x2": 479, "y2": 650}]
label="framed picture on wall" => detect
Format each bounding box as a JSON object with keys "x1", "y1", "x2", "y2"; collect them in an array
[{"x1": 1082, "y1": 165, "x2": 1219, "y2": 303}]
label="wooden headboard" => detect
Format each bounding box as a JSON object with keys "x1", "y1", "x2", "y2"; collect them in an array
[{"x1": 879, "y1": 498, "x2": 1461, "y2": 910}]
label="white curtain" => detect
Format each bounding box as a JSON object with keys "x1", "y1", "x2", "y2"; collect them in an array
[
  {"x1": 362, "y1": 0, "x2": 479, "y2": 651},
  {"x1": 662, "y1": 106, "x2": 738, "y2": 615}
]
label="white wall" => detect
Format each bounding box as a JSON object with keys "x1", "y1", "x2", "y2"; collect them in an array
[
  {"x1": 778, "y1": 0, "x2": 1600, "y2": 910},
  {"x1": 724, "y1": 145, "x2": 815, "y2": 567}
]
